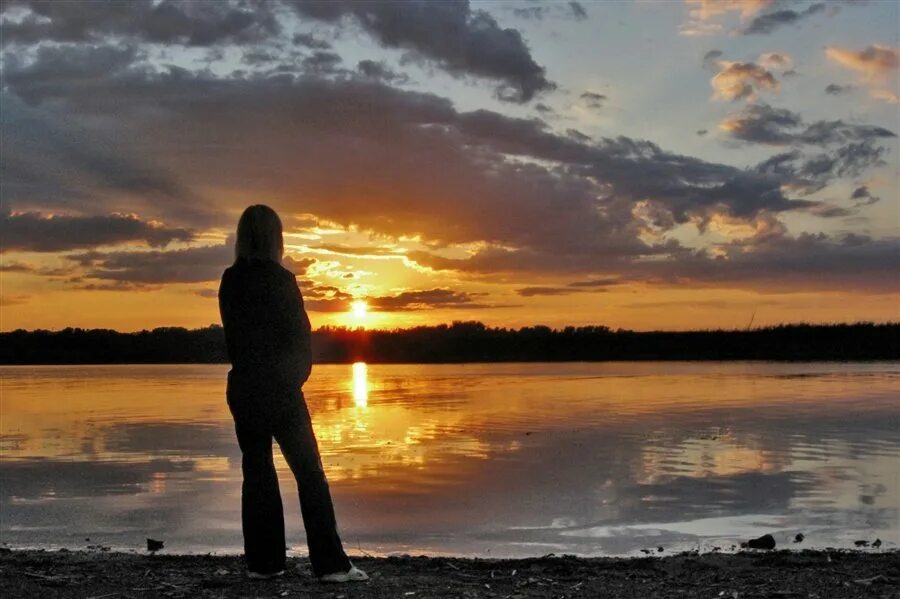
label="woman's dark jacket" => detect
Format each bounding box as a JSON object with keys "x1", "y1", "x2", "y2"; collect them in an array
[{"x1": 218, "y1": 258, "x2": 312, "y2": 398}]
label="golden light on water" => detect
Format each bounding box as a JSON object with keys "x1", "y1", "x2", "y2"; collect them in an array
[{"x1": 352, "y1": 361, "x2": 369, "y2": 407}]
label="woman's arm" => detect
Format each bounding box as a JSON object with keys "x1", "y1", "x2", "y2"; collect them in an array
[
  {"x1": 281, "y1": 272, "x2": 313, "y2": 385},
  {"x1": 217, "y1": 269, "x2": 237, "y2": 365}
]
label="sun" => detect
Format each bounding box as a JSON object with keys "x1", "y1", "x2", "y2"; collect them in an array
[{"x1": 351, "y1": 300, "x2": 368, "y2": 322}]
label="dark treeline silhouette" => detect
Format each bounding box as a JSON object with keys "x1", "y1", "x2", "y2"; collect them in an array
[{"x1": 1, "y1": 321, "x2": 897, "y2": 364}]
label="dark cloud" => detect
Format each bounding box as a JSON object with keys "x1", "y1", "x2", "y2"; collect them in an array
[
  {"x1": 289, "y1": 0, "x2": 554, "y2": 102},
  {"x1": 292, "y1": 31, "x2": 332, "y2": 50},
  {"x1": 580, "y1": 91, "x2": 607, "y2": 109},
  {"x1": 0, "y1": 260, "x2": 75, "y2": 277},
  {"x1": 825, "y1": 83, "x2": 853, "y2": 96},
  {"x1": 721, "y1": 104, "x2": 896, "y2": 146},
  {"x1": 0, "y1": 211, "x2": 193, "y2": 253},
  {"x1": 804, "y1": 203, "x2": 853, "y2": 218},
  {"x1": 510, "y1": 2, "x2": 586, "y2": 22},
  {"x1": 568, "y1": 278, "x2": 620, "y2": 288},
  {"x1": 369, "y1": 288, "x2": 491, "y2": 311},
  {"x1": 511, "y1": 6, "x2": 550, "y2": 20},
  {"x1": 66, "y1": 242, "x2": 232, "y2": 286},
  {"x1": 568, "y1": 2, "x2": 588, "y2": 20},
  {"x1": 795, "y1": 142, "x2": 890, "y2": 185},
  {"x1": 357, "y1": 60, "x2": 409, "y2": 84},
  {"x1": 752, "y1": 140, "x2": 891, "y2": 197},
  {"x1": 702, "y1": 49, "x2": 723, "y2": 70},
  {"x1": 0, "y1": 0, "x2": 280, "y2": 47},
  {"x1": 850, "y1": 185, "x2": 880, "y2": 207},
  {"x1": 517, "y1": 286, "x2": 578, "y2": 297},
  {"x1": 656, "y1": 232, "x2": 900, "y2": 294},
  {"x1": 516, "y1": 285, "x2": 607, "y2": 297},
  {"x1": 720, "y1": 104, "x2": 802, "y2": 144},
  {"x1": 0, "y1": 90, "x2": 213, "y2": 226},
  {"x1": 741, "y1": 3, "x2": 826, "y2": 35},
  {"x1": 302, "y1": 50, "x2": 342, "y2": 74},
  {"x1": 64, "y1": 241, "x2": 315, "y2": 288}
]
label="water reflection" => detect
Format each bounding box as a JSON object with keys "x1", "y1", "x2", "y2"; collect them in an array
[
  {"x1": 352, "y1": 362, "x2": 368, "y2": 408},
  {"x1": 0, "y1": 362, "x2": 897, "y2": 556}
]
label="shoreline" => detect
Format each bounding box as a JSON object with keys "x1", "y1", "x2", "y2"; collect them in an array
[
  {"x1": 2, "y1": 548, "x2": 897, "y2": 598},
  {"x1": 3, "y1": 357, "x2": 899, "y2": 365}
]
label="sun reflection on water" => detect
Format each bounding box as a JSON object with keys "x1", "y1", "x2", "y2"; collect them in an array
[{"x1": 352, "y1": 362, "x2": 368, "y2": 408}]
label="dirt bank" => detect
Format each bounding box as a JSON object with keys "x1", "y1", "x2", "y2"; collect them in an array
[{"x1": 1, "y1": 548, "x2": 897, "y2": 598}]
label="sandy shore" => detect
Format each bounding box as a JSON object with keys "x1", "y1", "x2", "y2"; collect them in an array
[{"x1": 1, "y1": 548, "x2": 897, "y2": 598}]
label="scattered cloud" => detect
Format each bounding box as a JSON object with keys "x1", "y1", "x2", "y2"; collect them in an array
[
  {"x1": 711, "y1": 61, "x2": 779, "y2": 101},
  {"x1": 702, "y1": 49, "x2": 723, "y2": 70},
  {"x1": 740, "y1": 3, "x2": 826, "y2": 35},
  {"x1": 850, "y1": 185, "x2": 880, "y2": 207},
  {"x1": 826, "y1": 44, "x2": 900, "y2": 104},
  {"x1": 517, "y1": 286, "x2": 580, "y2": 297},
  {"x1": 509, "y1": 1, "x2": 587, "y2": 22},
  {"x1": 579, "y1": 91, "x2": 607, "y2": 109},
  {"x1": 0, "y1": 294, "x2": 30, "y2": 306},
  {"x1": 686, "y1": 0, "x2": 774, "y2": 21},
  {"x1": 568, "y1": 278, "x2": 620, "y2": 288},
  {"x1": 193, "y1": 288, "x2": 219, "y2": 299},
  {"x1": 826, "y1": 44, "x2": 899, "y2": 79},
  {"x1": 825, "y1": 83, "x2": 854, "y2": 96},
  {"x1": 0, "y1": 260, "x2": 75, "y2": 277},
  {"x1": 516, "y1": 282, "x2": 613, "y2": 297},
  {"x1": 681, "y1": 0, "x2": 773, "y2": 36},
  {"x1": 306, "y1": 288, "x2": 497, "y2": 313},
  {"x1": 758, "y1": 52, "x2": 792, "y2": 70}
]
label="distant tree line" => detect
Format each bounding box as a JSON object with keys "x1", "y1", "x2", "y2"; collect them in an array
[{"x1": 1, "y1": 322, "x2": 897, "y2": 364}]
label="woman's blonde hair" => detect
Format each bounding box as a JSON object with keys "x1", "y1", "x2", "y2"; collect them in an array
[{"x1": 235, "y1": 204, "x2": 284, "y2": 263}]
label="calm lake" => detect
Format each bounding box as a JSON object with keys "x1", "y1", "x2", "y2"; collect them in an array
[{"x1": 1, "y1": 362, "x2": 897, "y2": 557}]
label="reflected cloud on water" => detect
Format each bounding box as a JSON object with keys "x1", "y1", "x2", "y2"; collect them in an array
[{"x1": 0, "y1": 362, "x2": 898, "y2": 556}]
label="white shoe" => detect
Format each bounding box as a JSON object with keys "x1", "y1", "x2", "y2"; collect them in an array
[
  {"x1": 248, "y1": 569, "x2": 284, "y2": 580},
  {"x1": 319, "y1": 565, "x2": 369, "y2": 583}
]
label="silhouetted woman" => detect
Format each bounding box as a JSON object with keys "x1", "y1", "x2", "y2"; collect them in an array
[{"x1": 218, "y1": 205, "x2": 367, "y2": 583}]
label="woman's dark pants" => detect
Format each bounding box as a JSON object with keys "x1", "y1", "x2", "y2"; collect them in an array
[{"x1": 227, "y1": 376, "x2": 351, "y2": 577}]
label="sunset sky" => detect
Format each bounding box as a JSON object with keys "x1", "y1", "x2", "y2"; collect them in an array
[{"x1": 1, "y1": 0, "x2": 898, "y2": 332}]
